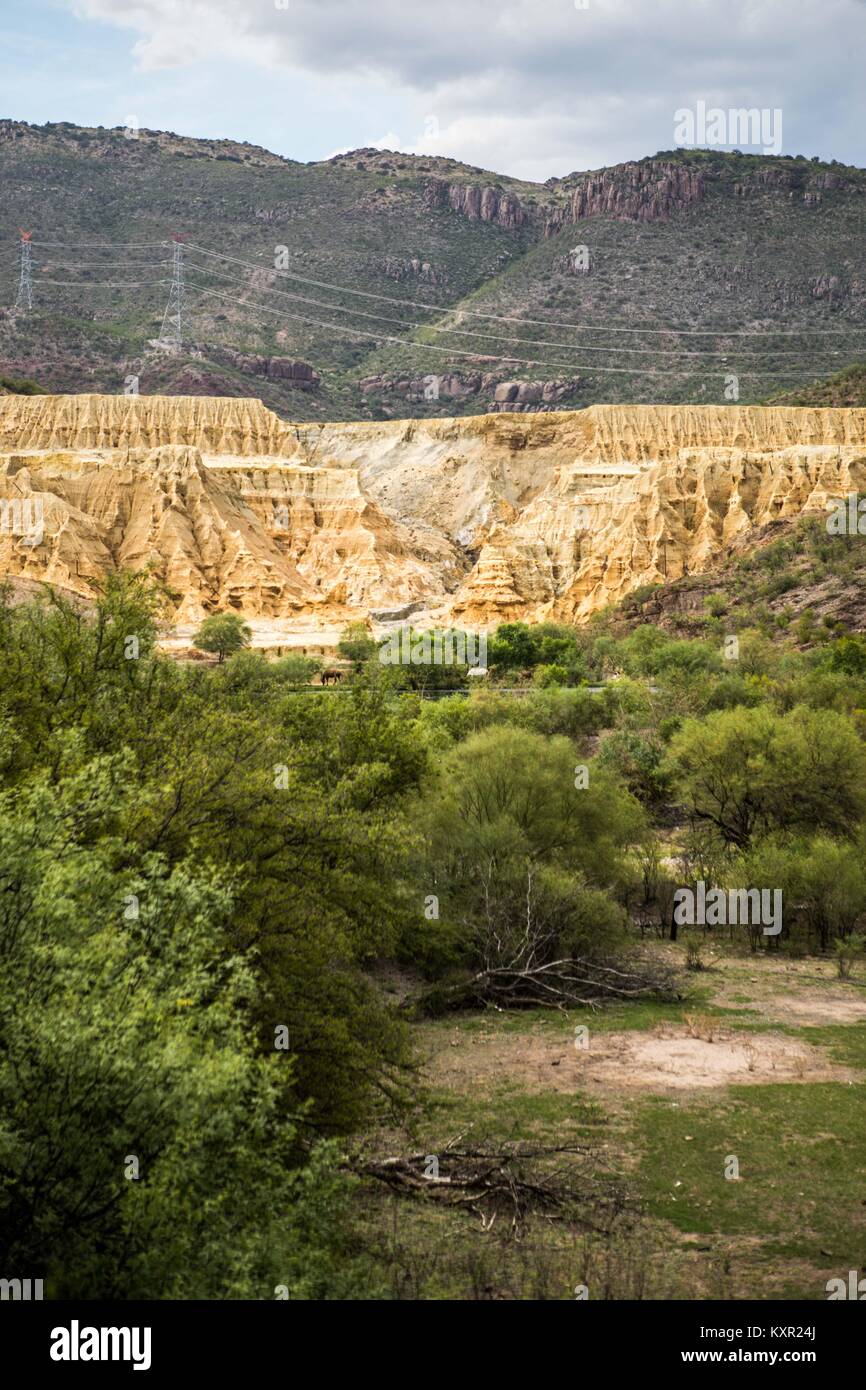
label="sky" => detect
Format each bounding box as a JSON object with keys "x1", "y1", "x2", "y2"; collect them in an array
[{"x1": 1, "y1": 0, "x2": 864, "y2": 180}]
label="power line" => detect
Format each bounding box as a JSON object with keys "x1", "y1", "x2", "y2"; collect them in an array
[
  {"x1": 10, "y1": 233, "x2": 866, "y2": 341},
  {"x1": 183, "y1": 240, "x2": 866, "y2": 338},
  {"x1": 11, "y1": 233, "x2": 866, "y2": 339},
  {"x1": 6, "y1": 232, "x2": 863, "y2": 381},
  {"x1": 185, "y1": 281, "x2": 816, "y2": 380},
  {"x1": 183, "y1": 257, "x2": 850, "y2": 362},
  {"x1": 29, "y1": 240, "x2": 168, "y2": 249},
  {"x1": 37, "y1": 278, "x2": 170, "y2": 287},
  {"x1": 34, "y1": 260, "x2": 169, "y2": 268}
]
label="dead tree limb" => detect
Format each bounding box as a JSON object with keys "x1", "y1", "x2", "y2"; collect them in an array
[
  {"x1": 349, "y1": 1139, "x2": 628, "y2": 1234},
  {"x1": 417, "y1": 952, "x2": 681, "y2": 1013}
]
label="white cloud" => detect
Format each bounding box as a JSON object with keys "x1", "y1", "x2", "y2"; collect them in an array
[
  {"x1": 325, "y1": 132, "x2": 407, "y2": 159},
  {"x1": 370, "y1": 131, "x2": 404, "y2": 151},
  {"x1": 69, "y1": 0, "x2": 866, "y2": 175}
]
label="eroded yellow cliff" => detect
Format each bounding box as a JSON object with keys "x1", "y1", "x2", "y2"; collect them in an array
[{"x1": 1, "y1": 394, "x2": 864, "y2": 634}]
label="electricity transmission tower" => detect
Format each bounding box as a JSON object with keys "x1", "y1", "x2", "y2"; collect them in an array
[
  {"x1": 160, "y1": 233, "x2": 187, "y2": 350},
  {"x1": 13, "y1": 230, "x2": 33, "y2": 311}
]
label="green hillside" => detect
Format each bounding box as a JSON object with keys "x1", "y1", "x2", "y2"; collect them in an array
[
  {"x1": 1, "y1": 121, "x2": 865, "y2": 419},
  {"x1": 766, "y1": 360, "x2": 866, "y2": 406},
  {"x1": 609, "y1": 514, "x2": 866, "y2": 646}
]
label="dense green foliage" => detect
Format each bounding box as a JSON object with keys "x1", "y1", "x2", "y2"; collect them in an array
[
  {"x1": 0, "y1": 373, "x2": 46, "y2": 395},
  {"x1": 3, "y1": 569, "x2": 866, "y2": 1298},
  {"x1": 0, "y1": 766, "x2": 362, "y2": 1298},
  {"x1": 0, "y1": 579, "x2": 423, "y2": 1296},
  {"x1": 768, "y1": 361, "x2": 866, "y2": 408}
]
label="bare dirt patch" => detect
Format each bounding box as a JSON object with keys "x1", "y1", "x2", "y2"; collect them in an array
[
  {"x1": 707, "y1": 954, "x2": 866, "y2": 1027},
  {"x1": 771, "y1": 993, "x2": 866, "y2": 1025},
  {"x1": 425, "y1": 1022, "x2": 854, "y2": 1099},
  {"x1": 584, "y1": 1028, "x2": 849, "y2": 1091}
]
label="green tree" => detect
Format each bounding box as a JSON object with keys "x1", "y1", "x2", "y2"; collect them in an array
[
  {"x1": 0, "y1": 579, "x2": 422, "y2": 1136},
  {"x1": 273, "y1": 653, "x2": 322, "y2": 686},
  {"x1": 418, "y1": 726, "x2": 644, "y2": 977},
  {"x1": 0, "y1": 759, "x2": 367, "y2": 1298},
  {"x1": 823, "y1": 636, "x2": 866, "y2": 676},
  {"x1": 193, "y1": 611, "x2": 252, "y2": 663},
  {"x1": 487, "y1": 622, "x2": 539, "y2": 671},
  {"x1": 533, "y1": 662, "x2": 570, "y2": 688},
  {"x1": 667, "y1": 705, "x2": 866, "y2": 848},
  {"x1": 596, "y1": 730, "x2": 670, "y2": 804},
  {"x1": 739, "y1": 833, "x2": 866, "y2": 951},
  {"x1": 377, "y1": 629, "x2": 472, "y2": 692},
  {"x1": 338, "y1": 621, "x2": 377, "y2": 670}
]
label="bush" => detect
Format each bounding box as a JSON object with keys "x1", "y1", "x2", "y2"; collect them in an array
[
  {"x1": 835, "y1": 934, "x2": 864, "y2": 979},
  {"x1": 596, "y1": 731, "x2": 670, "y2": 804},
  {"x1": 273, "y1": 653, "x2": 322, "y2": 686},
  {"x1": 667, "y1": 705, "x2": 866, "y2": 847},
  {"x1": 418, "y1": 724, "x2": 646, "y2": 991},
  {"x1": 338, "y1": 621, "x2": 377, "y2": 668},
  {"x1": 686, "y1": 939, "x2": 706, "y2": 971},
  {"x1": 193, "y1": 611, "x2": 252, "y2": 663},
  {"x1": 533, "y1": 662, "x2": 570, "y2": 688}
]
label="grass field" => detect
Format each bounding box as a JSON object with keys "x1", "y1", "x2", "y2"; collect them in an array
[{"x1": 353, "y1": 944, "x2": 866, "y2": 1299}]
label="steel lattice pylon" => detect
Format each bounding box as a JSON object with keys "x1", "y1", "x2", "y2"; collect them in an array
[
  {"x1": 160, "y1": 234, "x2": 187, "y2": 350},
  {"x1": 14, "y1": 230, "x2": 33, "y2": 311}
]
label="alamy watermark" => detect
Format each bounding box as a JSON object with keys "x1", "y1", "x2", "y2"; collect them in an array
[
  {"x1": 674, "y1": 100, "x2": 782, "y2": 156},
  {"x1": 826, "y1": 493, "x2": 866, "y2": 535},
  {"x1": 826, "y1": 1270, "x2": 866, "y2": 1300},
  {"x1": 0, "y1": 496, "x2": 43, "y2": 546},
  {"x1": 379, "y1": 625, "x2": 487, "y2": 670},
  {"x1": 673, "y1": 880, "x2": 782, "y2": 936},
  {"x1": 1, "y1": 1276, "x2": 43, "y2": 1300},
  {"x1": 50, "y1": 1323, "x2": 151, "y2": 1371}
]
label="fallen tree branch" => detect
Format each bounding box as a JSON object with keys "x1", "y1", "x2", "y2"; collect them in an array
[
  {"x1": 416, "y1": 952, "x2": 681, "y2": 1014},
  {"x1": 349, "y1": 1138, "x2": 628, "y2": 1234}
]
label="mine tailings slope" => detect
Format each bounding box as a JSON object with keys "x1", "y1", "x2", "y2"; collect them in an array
[{"x1": 0, "y1": 393, "x2": 864, "y2": 629}]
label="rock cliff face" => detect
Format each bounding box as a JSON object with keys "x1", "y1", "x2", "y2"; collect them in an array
[
  {"x1": 1, "y1": 394, "x2": 864, "y2": 634},
  {"x1": 0, "y1": 446, "x2": 314, "y2": 623},
  {"x1": 423, "y1": 179, "x2": 526, "y2": 229},
  {"x1": 209, "y1": 350, "x2": 320, "y2": 389},
  {"x1": 357, "y1": 372, "x2": 581, "y2": 411},
  {"x1": 560, "y1": 159, "x2": 705, "y2": 226},
  {"x1": 0, "y1": 393, "x2": 296, "y2": 457},
  {"x1": 422, "y1": 159, "x2": 705, "y2": 236}
]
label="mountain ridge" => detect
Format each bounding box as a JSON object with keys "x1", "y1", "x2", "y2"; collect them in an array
[{"x1": 1, "y1": 120, "x2": 865, "y2": 421}]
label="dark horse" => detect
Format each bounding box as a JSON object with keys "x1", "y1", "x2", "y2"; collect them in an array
[{"x1": 320, "y1": 668, "x2": 344, "y2": 686}]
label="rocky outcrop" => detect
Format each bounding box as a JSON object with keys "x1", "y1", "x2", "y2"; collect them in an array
[
  {"x1": 0, "y1": 445, "x2": 312, "y2": 621},
  {"x1": 424, "y1": 179, "x2": 526, "y2": 229},
  {"x1": 446, "y1": 407, "x2": 866, "y2": 624},
  {"x1": 358, "y1": 373, "x2": 581, "y2": 410},
  {"x1": 421, "y1": 161, "x2": 705, "y2": 238},
  {"x1": 382, "y1": 257, "x2": 446, "y2": 285},
  {"x1": 545, "y1": 160, "x2": 705, "y2": 232},
  {"x1": 0, "y1": 393, "x2": 298, "y2": 457},
  {"x1": 552, "y1": 441, "x2": 866, "y2": 622},
  {"x1": 2, "y1": 394, "x2": 865, "y2": 634},
  {"x1": 489, "y1": 381, "x2": 581, "y2": 411},
  {"x1": 211, "y1": 349, "x2": 320, "y2": 388},
  {"x1": 0, "y1": 440, "x2": 461, "y2": 622}
]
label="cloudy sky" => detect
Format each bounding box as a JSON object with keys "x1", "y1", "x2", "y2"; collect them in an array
[{"x1": 2, "y1": 0, "x2": 865, "y2": 179}]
